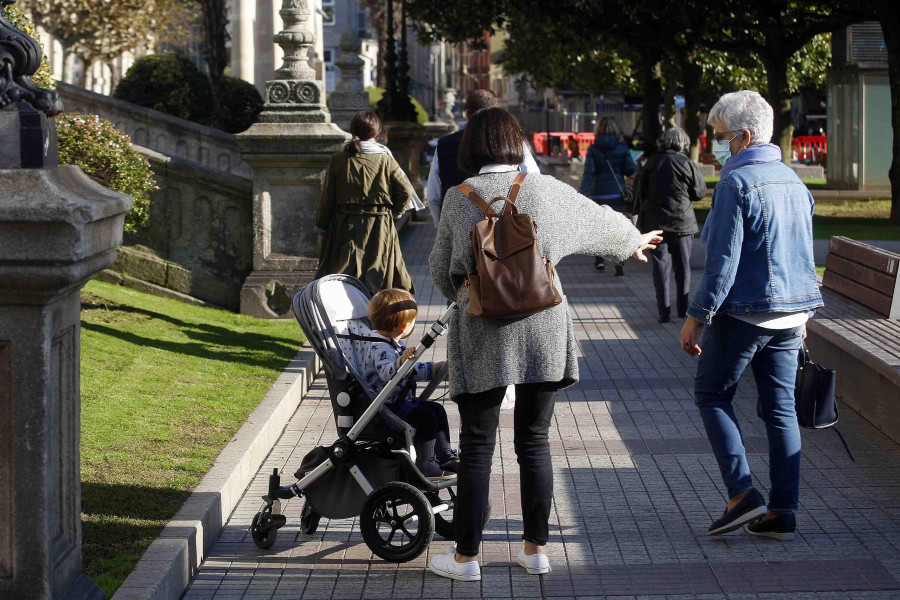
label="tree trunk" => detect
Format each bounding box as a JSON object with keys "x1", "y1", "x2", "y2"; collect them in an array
[
  {"x1": 764, "y1": 55, "x2": 793, "y2": 166},
  {"x1": 639, "y1": 47, "x2": 663, "y2": 148},
  {"x1": 198, "y1": 0, "x2": 229, "y2": 129},
  {"x1": 663, "y1": 84, "x2": 677, "y2": 127},
  {"x1": 875, "y1": 4, "x2": 900, "y2": 224},
  {"x1": 681, "y1": 57, "x2": 703, "y2": 162}
]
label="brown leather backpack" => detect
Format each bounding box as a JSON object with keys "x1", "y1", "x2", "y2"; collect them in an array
[{"x1": 456, "y1": 173, "x2": 562, "y2": 318}]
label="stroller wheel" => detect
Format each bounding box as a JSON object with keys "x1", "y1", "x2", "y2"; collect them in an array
[
  {"x1": 250, "y1": 510, "x2": 285, "y2": 550},
  {"x1": 300, "y1": 500, "x2": 321, "y2": 535},
  {"x1": 429, "y1": 487, "x2": 492, "y2": 541},
  {"x1": 360, "y1": 482, "x2": 434, "y2": 562}
]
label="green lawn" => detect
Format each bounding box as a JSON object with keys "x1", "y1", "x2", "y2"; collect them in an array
[
  {"x1": 704, "y1": 176, "x2": 827, "y2": 188},
  {"x1": 693, "y1": 198, "x2": 897, "y2": 240},
  {"x1": 80, "y1": 280, "x2": 304, "y2": 597}
]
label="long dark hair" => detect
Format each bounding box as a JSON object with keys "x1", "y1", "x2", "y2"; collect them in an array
[
  {"x1": 345, "y1": 111, "x2": 383, "y2": 155},
  {"x1": 457, "y1": 108, "x2": 525, "y2": 173}
]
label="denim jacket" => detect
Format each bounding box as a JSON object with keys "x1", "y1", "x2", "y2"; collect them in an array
[{"x1": 688, "y1": 144, "x2": 823, "y2": 324}]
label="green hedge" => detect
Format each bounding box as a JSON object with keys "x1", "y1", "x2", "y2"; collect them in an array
[
  {"x1": 57, "y1": 114, "x2": 157, "y2": 233},
  {"x1": 221, "y1": 76, "x2": 263, "y2": 134},
  {"x1": 114, "y1": 53, "x2": 217, "y2": 126},
  {"x1": 365, "y1": 86, "x2": 429, "y2": 124}
]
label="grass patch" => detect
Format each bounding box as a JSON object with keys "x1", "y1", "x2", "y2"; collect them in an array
[
  {"x1": 816, "y1": 265, "x2": 826, "y2": 277},
  {"x1": 704, "y1": 176, "x2": 827, "y2": 188},
  {"x1": 693, "y1": 198, "x2": 896, "y2": 240},
  {"x1": 80, "y1": 280, "x2": 304, "y2": 597}
]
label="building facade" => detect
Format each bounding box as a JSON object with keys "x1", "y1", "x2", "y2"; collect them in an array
[{"x1": 828, "y1": 21, "x2": 891, "y2": 190}]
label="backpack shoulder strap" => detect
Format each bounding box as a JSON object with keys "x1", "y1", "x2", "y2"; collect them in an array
[
  {"x1": 456, "y1": 183, "x2": 496, "y2": 216},
  {"x1": 507, "y1": 172, "x2": 527, "y2": 205}
]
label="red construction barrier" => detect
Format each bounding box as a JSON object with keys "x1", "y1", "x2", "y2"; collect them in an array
[
  {"x1": 792, "y1": 135, "x2": 827, "y2": 164},
  {"x1": 535, "y1": 131, "x2": 828, "y2": 163},
  {"x1": 533, "y1": 132, "x2": 594, "y2": 158}
]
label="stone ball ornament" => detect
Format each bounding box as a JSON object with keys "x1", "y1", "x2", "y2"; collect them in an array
[{"x1": 0, "y1": 0, "x2": 63, "y2": 116}]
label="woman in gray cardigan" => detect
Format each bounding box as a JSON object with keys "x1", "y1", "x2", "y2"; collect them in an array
[{"x1": 428, "y1": 108, "x2": 661, "y2": 582}]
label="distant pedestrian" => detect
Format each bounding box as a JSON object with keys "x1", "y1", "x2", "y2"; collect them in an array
[
  {"x1": 567, "y1": 136, "x2": 581, "y2": 161},
  {"x1": 580, "y1": 117, "x2": 636, "y2": 275},
  {"x1": 425, "y1": 89, "x2": 540, "y2": 229},
  {"x1": 634, "y1": 126, "x2": 707, "y2": 323},
  {"x1": 315, "y1": 111, "x2": 416, "y2": 294},
  {"x1": 681, "y1": 90, "x2": 823, "y2": 541},
  {"x1": 428, "y1": 107, "x2": 661, "y2": 582}
]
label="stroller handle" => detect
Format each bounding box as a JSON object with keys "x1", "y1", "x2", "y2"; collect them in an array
[{"x1": 345, "y1": 302, "x2": 457, "y2": 443}]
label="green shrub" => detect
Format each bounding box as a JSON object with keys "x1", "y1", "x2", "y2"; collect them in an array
[
  {"x1": 114, "y1": 53, "x2": 216, "y2": 126},
  {"x1": 365, "y1": 86, "x2": 429, "y2": 125},
  {"x1": 57, "y1": 114, "x2": 157, "y2": 233},
  {"x1": 4, "y1": 4, "x2": 54, "y2": 90},
  {"x1": 220, "y1": 76, "x2": 263, "y2": 133}
]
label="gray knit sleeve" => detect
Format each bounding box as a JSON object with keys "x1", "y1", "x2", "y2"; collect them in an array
[{"x1": 535, "y1": 175, "x2": 642, "y2": 264}]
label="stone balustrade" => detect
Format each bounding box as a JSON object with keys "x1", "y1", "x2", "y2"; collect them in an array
[
  {"x1": 55, "y1": 82, "x2": 251, "y2": 178},
  {"x1": 101, "y1": 146, "x2": 254, "y2": 311}
]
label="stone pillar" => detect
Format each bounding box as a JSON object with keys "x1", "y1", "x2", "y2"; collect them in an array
[
  {"x1": 236, "y1": 0, "x2": 348, "y2": 318},
  {"x1": 384, "y1": 121, "x2": 426, "y2": 197},
  {"x1": 0, "y1": 4, "x2": 132, "y2": 598},
  {"x1": 328, "y1": 31, "x2": 370, "y2": 132}
]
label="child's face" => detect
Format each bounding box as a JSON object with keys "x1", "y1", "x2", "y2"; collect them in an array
[{"x1": 400, "y1": 318, "x2": 416, "y2": 339}]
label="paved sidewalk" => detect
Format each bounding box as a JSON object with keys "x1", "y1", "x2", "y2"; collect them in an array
[{"x1": 186, "y1": 221, "x2": 900, "y2": 599}]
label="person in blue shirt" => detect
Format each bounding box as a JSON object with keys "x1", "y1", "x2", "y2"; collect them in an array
[
  {"x1": 680, "y1": 90, "x2": 823, "y2": 542},
  {"x1": 579, "y1": 117, "x2": 636, "y2": 275},
  {"x1": 426, "y1": 89, "x2": 539, "y2": 228}
]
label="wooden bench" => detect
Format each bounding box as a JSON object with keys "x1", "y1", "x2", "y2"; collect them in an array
[{"x1": 806, "y1": 237, "x2": 900, "y2": 443}]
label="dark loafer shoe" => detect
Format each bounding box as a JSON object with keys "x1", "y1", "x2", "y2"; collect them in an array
[
  {"x1": 747, "y1": 511, "x2": 796, "y2": 541},
  {"x1": 708, "y1": 488, "x2": 766, "y2": 535}
]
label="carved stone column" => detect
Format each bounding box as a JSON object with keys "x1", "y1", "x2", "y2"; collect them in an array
[
  {"x1": 0, "y1": 2, "x2": 132, "y2": 598},
  {"x1": 328, "y1": 31, "x2": 370, "y2": 132},
  {"x1": 236, "y1": 0, "x2": 348, "y2": 318}
]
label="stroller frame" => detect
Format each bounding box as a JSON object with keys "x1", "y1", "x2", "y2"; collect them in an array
[{"x1": 250, "y1": 275, "x2": 468, "y2": 562}]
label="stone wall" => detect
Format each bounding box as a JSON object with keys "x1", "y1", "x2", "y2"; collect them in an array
[
  {"x1": 56, "y1": 82, "x2": 250, "y2": 178},
  {"x1": 55, "y1": 83, "x2": 256, "y2": 310},
  {"x1": 110, "y1": 147, "x2": 254, "y2": 310}
]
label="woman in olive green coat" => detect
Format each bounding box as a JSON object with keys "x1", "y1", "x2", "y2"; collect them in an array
[{"x1": 315, "y1": 111, "x2": 417, "y2": 293}]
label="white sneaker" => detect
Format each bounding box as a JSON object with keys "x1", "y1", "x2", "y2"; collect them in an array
[
  {"x1": 428, "y1": 552, "x2": 481, "y2": 581},
  {"x1": 517, "y1": 550, "x2": 551, "y2": 575}
]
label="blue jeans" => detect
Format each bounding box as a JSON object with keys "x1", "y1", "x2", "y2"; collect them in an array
[{"x1": 694, "y1": 316, "x2": 803, "y2": 511}]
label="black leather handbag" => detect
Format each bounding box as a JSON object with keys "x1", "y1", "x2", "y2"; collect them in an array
[
  {"x1": 756, "y1": 342, "x2": 854, "y2": 460},
  {"x1": 795, "y1": 342, "x2": 838, "y2": 429}
]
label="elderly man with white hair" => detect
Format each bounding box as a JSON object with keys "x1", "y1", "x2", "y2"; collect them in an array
[{"x1": 680, "y1": 90, "x2": 823, "y2": 541}]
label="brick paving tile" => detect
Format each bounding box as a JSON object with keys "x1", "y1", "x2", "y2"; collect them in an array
[{"x1": 188, "y1": 221, "x2": 900, "y2": 599}]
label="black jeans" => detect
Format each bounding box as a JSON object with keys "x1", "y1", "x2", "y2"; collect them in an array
[
  {"x1": 453, "y1": 383, "x2": 556, "y2": 556},
  {"x1": 650, "y1": 232, "x2": 693, "y2": 318}
]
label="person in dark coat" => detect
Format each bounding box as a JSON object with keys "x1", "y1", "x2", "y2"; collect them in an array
[
  {"x1": 635, "y1": 126, "x2": 707, "y2": 322},
  {"x1": 315, "y1": 111, "x2": 416, "y2": 293},
  {"x1": 579, "y1": 117, "x2": 636, "y2": 275}
]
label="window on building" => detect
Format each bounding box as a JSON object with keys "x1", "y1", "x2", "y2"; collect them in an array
[
  {"x1": 324, "y1": 49, "x2": 336, "y2": 92},
  {"x1": 357, "y1": 10, "x2": 370, "y2": 39},
  {"x1": 322, "y1": 0, "x2": 335, "y2": 25}
]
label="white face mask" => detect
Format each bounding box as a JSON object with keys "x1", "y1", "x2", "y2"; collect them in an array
[{"x1": 713, "y1": 139, "x2": 733, "y2": 167}]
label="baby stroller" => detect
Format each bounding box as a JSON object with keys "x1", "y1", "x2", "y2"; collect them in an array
[{"x1": 250, "y1": 274, "x2": 486, "y2": 562}]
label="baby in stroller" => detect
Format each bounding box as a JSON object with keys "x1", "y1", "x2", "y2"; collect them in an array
[{"x1": 364, "y1": 289, "x2": 459, "y2": 478}]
